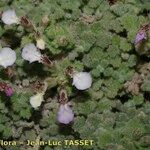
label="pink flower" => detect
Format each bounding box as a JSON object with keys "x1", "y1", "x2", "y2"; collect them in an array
[
  {"x1": 4, "y1": 86, "x2": 13, "y2": 97},
  {"x1": 135, "y1": 30, "x2": 147, "y2": 45},
  {"x1": 57, "y1": 103, "x2": 74, "y2": 124}
]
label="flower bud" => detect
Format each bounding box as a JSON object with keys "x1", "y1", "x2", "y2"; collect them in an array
[{"x1": 36, "y1": 38, "x2": 45, "y2": 50}]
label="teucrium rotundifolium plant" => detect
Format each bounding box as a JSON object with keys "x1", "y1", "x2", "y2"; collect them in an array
[{"x1": 0, "y1": 9, "x2": 93, "y2": 125}]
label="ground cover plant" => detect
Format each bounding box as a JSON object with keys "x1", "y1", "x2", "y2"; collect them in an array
[{"x1": 0, "y1": 0, "x2": 150, "y2": 150}]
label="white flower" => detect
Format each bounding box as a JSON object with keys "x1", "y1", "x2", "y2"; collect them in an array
[
  {"x1": 57, "y1": 103, "x2": 74, "y2": 124},
  {"x1": 72, "y1": 72, "x2": 92, "y2": 90},
  {"x1": 36, "y1": 39, "x2": 45, "y2": 50},
  {"x1": 30, "y1": 93, "x2": 44, "y2": 109},
  {"x1": 0, "y1": 47, "x2": 16, "y2": 68},
  {"x1": 2, "y1": 10, "x2": 19, "y2": 25},
  {"x1": 22, "y1": 43, "x2": 42, "y2": 63}
]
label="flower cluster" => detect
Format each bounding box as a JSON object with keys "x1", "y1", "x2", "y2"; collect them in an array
[
  {"x1": 0, "y1": 42, "x2": 50, "y2": 69},
  {"x1": 0, "y1": 9, "x2": 93, "y2": 124},
  {"x1": 1, "y1": 10, "x2": 47, "y2": 63},
  {"x1": 56, "y1": 70, "x2": 92, "y2": 124},
  {"x1": 0, "y1": 10, "x2": 52, "y2": 67}
]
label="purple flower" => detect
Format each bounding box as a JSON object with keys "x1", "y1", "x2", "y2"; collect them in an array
[
  {"x1": 57, "y1": 103, "x2": 74, "y2": 124},
  {"x1": 135, "y1": 30, "x2": 147, "y2": 45},
  {"x1": 5, "y1": 86, "x2": 13, "y2": 97}
]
